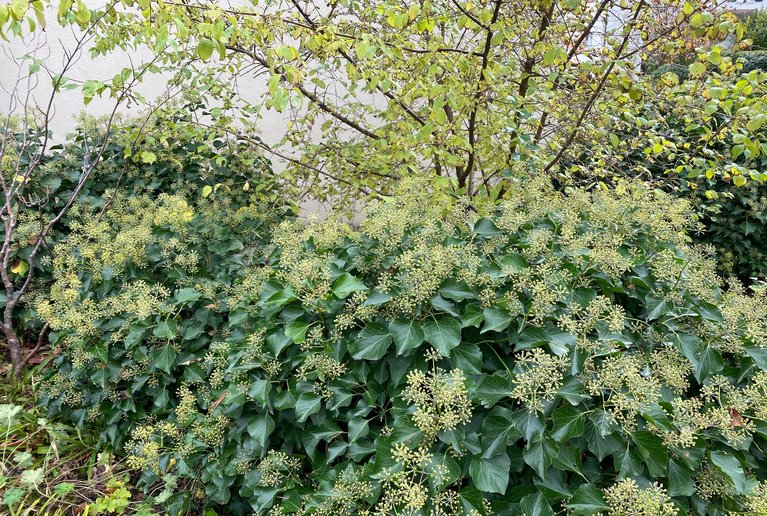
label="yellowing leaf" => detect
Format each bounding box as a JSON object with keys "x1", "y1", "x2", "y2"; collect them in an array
[
  {"x1": 140, "y1": 151, "x2": 157, "y2": 164},
  {"x1": 201, "y1": 185, "x2": 213, "y2": 198},
  {"x1": 689, "y1": 62, "x2": 706, "y2": 78},
  {"x1": 11, "y1": 260, "x2": 28, "y2": 275}
]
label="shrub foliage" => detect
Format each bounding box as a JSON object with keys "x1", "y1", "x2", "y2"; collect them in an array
[{"x1": 37, "y1": 179, "x2": 767, "y2": 514}]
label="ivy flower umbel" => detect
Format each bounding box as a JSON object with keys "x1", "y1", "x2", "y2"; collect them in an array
[
  {"x1": 257, "y1": 450, "x2": 302, "y2": 487},
  {"x1": 603, "y1": 479, "x2": 677, "y2": 516},
  {"x1": 511, "y1": 348, "x2": 568, "y2": 413},
  {"x1": 402, "y1": 361, "x2": 472, "y2": 442}
]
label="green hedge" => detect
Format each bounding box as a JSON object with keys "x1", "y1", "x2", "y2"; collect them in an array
[
  {"x1": 650, "y1": 63, "x2": 690, "y2": 82},
  {"x1": 38, "y1": 179, "x2": 767, "y2": 514}
]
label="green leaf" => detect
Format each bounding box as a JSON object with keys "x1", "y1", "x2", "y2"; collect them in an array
[
  {"x1": 480, "y1": 407, "x2": 519, "y2": 458},
  {"x1": 631, "y1": 431, "x2": 668, "y2": 477},
  {"x1": 348, "y1": 417, "x2": 369, "y2": 443},
  {"x1": 673, "y1": 334, "x2": 723, "y2": 382},
  {"x1": 440, "y1": 279, "x2": 476, "y2": 301},
  {"x1": 431, "y1": 294, "x2": 459, "y2": 316},
  {"x1": 350, "y1": 322, "x2": 392, "y2": 360},
  {"x1": 363, "y1": 290, "x2": 392, "y2": 306},
  {"x1": 423, "y1": 318, "x2": 461, "y2": 357},
  {"x1": 668, "y1": 460, "x2": 695, "y2": 497},
  {"x1": 197, "y1": 38, "x2": 214, "y2": 61},
  {"x1": 520, "y1": 492, "x2": 553, "y2": 516},
  {"x1": 473, "y1": 372, "x2": 514, "y2": 407},
  {"x1": 10, "y1": 0, "x2": 27, "y2": 19},
  {"x1": 481, "y1": 306, "x2": 512, "y2": 334},
  {"x1": 295, "y1": 393, "x2": 322, "y2": 423},
  {"x1": 389, "y1": 318, "x2": 424, "y2": 355},
  {"x1": 689, "y1": 62, "x2": 706, "y2": 77},
  {"x1": 473, "y1": 217, "x2": 502, "y2": 237},
  {"x1": 140, "y1": 150, "x2": 157, "y2": 164},
  {"x1": 175, "y1": 288, "x2": 201, "y2": 304},
  {"x1": 461, "y1": 304, "x2": 485, "y2": 328},
  {"x1": 153, "y1": 321, "x2": 177, "y2": 339},
  {"x1": 710, "y1": 450, "x2": 748, "y2": 494},
  {"x1": 523, "y1": 438, "x2": 552, "y2": 478},
  {"x1": 331, "y1": 273, "x2": 367, "y2": 298},
  {"x1": 744, "y1": 346, "x2": 767, "y2": 371},
  {"x1": 285, "y1": 320, "x2": 309, "y2": 344},
  {"x1": 469, "y1": 452, "x2": 510, "y2": 494},
  {"x1": 450, "y1": 343, "x2": 483, "y2": 374},
  {"x1": 247, "y1": 414, "x2": 274, "y2": 447},
  {"x1": 516, "y1": 326, "x2": 575, "y2": 356},
  {"x1": 566, "y1": 484, "x2": 610, "y2": 514},
  {"x1": 152, "y1": 345, "x2": 177, "y2": 374},
  {"x1": 551, "y1": 404, "x2": 585, "y2": 442}
]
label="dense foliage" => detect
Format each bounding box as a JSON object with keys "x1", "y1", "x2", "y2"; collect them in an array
[
  {"x1": 35, "y1": 179, "x2": 767, "y2": 514},
  {"x1": 566, "y1": 64, "x2": 767, "y2": 280},
  {"x1": 3, "y1": 112, "x2": 283, "y2": 350},
  {"x1": 743, "y1": 9, "x2": 767, "y2": 51}
]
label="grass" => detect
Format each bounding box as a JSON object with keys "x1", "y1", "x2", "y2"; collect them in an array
[{"x1": 0, "y1": 363, "x2": 153, "y2": 515}]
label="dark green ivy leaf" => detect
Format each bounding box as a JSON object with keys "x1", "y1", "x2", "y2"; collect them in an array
[
  {"x1": 469, "y1": 452, "x2": 511, "y2": 494},
  {"x1": 423, "y1": 318, "x2": 462, "y2": 357},
  {"x1": 351, "y1": 322, "x2": 392, "y2": 360}
]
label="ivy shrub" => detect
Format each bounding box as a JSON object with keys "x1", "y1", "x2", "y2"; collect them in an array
[
  {"x1": 734, "y1": 51, "x2": 767, "y2": 73},
  {"x1": 37, "y1": 178, "x2": 767, "y2": 514},
  {"x1": 649, "y1": 63, "x2": 690, "y2": 82},
  {"x1": 743, "y1": 9, "x2": 767, "y2": 51},
  {"x1": 3, "y1": 111, "x2": 281, "y2": 348}
]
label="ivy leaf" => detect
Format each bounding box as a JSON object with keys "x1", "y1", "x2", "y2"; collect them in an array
[
  {"x1": 247, "y1": 414, "x2": 274, "y2": 447},
  {"x1": 673, "y1": 334, "x2": 723, "y2": 382},
  {"x1": 295, "y1": 393, "x2": 322, "y2": 423},
  {"x1": 450, "y1": 343, "x2": 483, "y2": 374},
  {"x1": 473, "y1": 217, "x2": 502, "y2": 237},
  {"x1": 480, "y1": 406, "x2": 519, "y2": 458},
  {"x1": 710, "y1": 450, "x2": 748, "y2": 494},
  {"x1": 523, "y1": 438, "x2": 552, "y2": 478},
  {"x1": 473, "y1": 372, "x2": 514, "y2": 408},
  {"x1": 332, "y1": 273, "x2": 367, "y2": 298},
  {"x1": 348, "y1": 417, "x2": 369, "y2": 443},
  {"x1": 469, "y1": 452, "x2": 510, "y2": 494},
  {"x1": 520, "y1": 492, "x2": 553, "y2": 516},
  {"x1": 285, "y1": 320, "x2": 310, "y2": 344},
  {"x1": 440, "y1": 279, "x2": 476, "y2": 301},
  {"x1": 363, "y1": 290, "x2": 392, "y2": 306},
  {"x1": 631, "y1": 431, "x2": 668, "y2": 477},
  {"x1": 175, "y1": 287, "x2": 201, "y2": 305},
  {"x1": 744, "y1": 346, "x2": 767, "y2": 371},
  {"x1": 423, "y1": 318, "x2": 461, "y2": 357},
  {"x1": 481, "y1": 306, "x2": 512, "y2": 334},
  {"x1": 551, "y1": 404, "x2": 585, "y2": 442},
  {"x1": 566, "y1": 484, "x2": 610, "y2": 514},
  {"x1": 153, "y1": 321, "x2": 177, "y2": 339},
  {"x1": 152, "y1": 345, "x2": 177, "y2": 374},
  {"x1": 389, "y1": 319, "x2": 424, "y2": 355},
  {"x1": 668, "y1": 460, "x2": 695, "y2": 497},
  {"x1": 350, "y1": 323, "x2": 392, "y2": 360}
]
